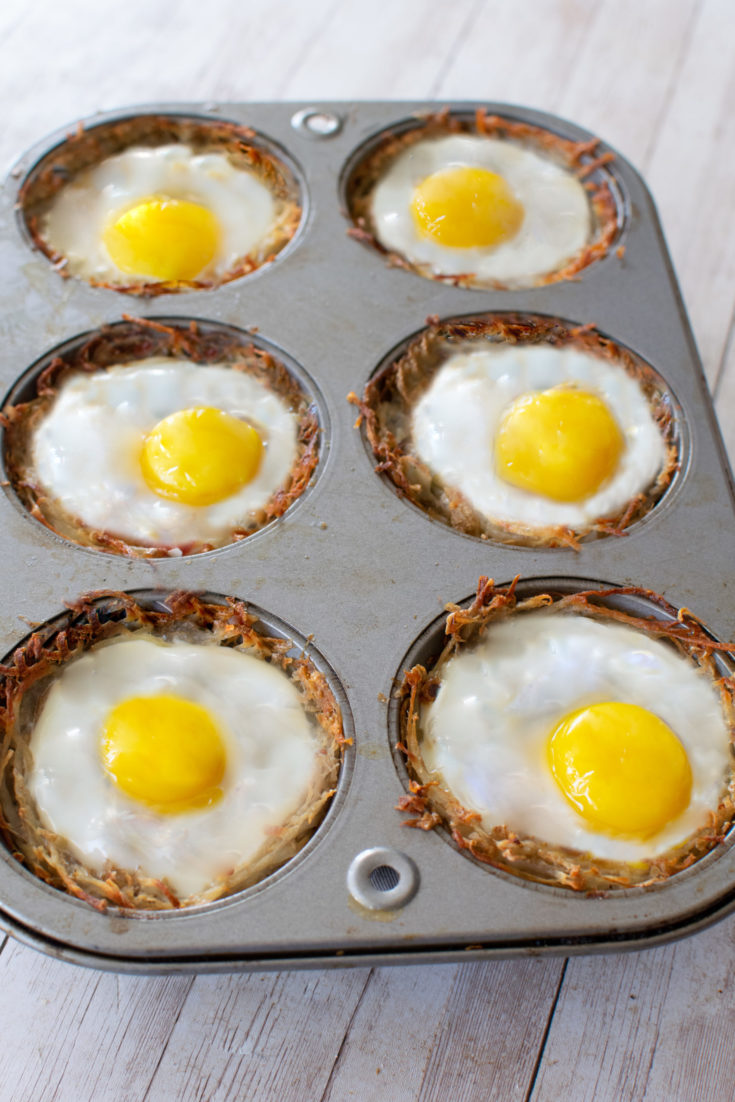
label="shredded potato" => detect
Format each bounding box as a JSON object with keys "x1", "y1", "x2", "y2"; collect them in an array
[
  {"x1": 346, "y1": 107, "x2": 619, "y2": 289},
  {"x1": 350, "y1": 314, "x2": 679, "y2": 549},
  {"x1": 397, "y1": 577, "x2": 735, "y2": 893},
  {"x1": 2, "y1": 318, "x2": 320, "y2": 558},
  {"x1": 20, "y1": 114, "x2": 300, "y2": 295},
  {"x1": 0, "y1": 591, "x2": 345, "y2": 911}
]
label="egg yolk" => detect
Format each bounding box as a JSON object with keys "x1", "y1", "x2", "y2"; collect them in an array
[
  {"x1": 140, "y1": 406, "x2": 263, "y2": 506},
  {"x1": 410, "y1": 166, "x2": 524, "y2": 249},
  {"x1": 495, "y1": 387, "x2": 624, "y2": 502},
  {"x1": 101, "y1": 694, "x2": 227, "y2": 814},
  {"x1": 103, "y1": 197, "x2": 219, "y2": 281},
  {"x1": 548, "y1": 702, "x2": 692, "y2": 839}
]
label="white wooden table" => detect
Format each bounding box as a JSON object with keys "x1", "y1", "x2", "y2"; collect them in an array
[{"x1": 1, "y1": 2, "x2": 734, "y2": 1098}]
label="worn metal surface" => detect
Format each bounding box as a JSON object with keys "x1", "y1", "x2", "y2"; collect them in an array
[{"x1": 0, "y1": 100, "x2": 733, "y2": 972}]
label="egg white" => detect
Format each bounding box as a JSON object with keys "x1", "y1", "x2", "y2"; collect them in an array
[
  {"x1": 41, "y1": 144, "x2": 279, "y2": 285},
  {"x1": 30, "y1": 357, "x2": 298, "y2": 549},
  {"x1": 28, "y1": 636, "x2": 322, "y2": 898},
  {"x1": 369, "y1": 135, "x2": 591, "y2": 284},
  {"x1": 411, "y1": 343, "x2": 667, "y2": 532},
  {"x1": 421, "y1": 614, "x2": 731, "y2": 862}
]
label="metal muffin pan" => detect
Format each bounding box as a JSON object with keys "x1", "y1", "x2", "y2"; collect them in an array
[{"x1": 0, "y1": 100, "x2": 734, "y2": 973}]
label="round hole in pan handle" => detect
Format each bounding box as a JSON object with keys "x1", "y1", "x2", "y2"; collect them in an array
[
  {"x1": 346, "y1": 846, "x2": 419, "y2": 910},
  {"x1": 291, "y1": 108, "x2": 343, "y2": 139}
]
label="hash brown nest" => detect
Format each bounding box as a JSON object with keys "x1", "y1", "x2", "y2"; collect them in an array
[
  {"x1": 19, "y1": 114, "x2": 301, "y2": 295},
  {"x1": 0, "y1": 591, "x2": 346, "y2": 912},
  {"x1": 345, "y1": 107, "x2": 619, "y2": 289},
  {"x1": 349, "y1": 314, "x2": 680, "y2": 549},
  {"x1": 397, "y1": 577, "x2": 735, "y2": 894},
  {"x1": 1, "y1": 317, "x2": 320, "y2": 558}
]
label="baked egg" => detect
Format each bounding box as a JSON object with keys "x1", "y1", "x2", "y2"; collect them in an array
[
  {"x1": 0, "y1": 592, "x2": 344, "y2": 910},
  {"x1": 353, "y1": 315, "x2": 678, "y2": 548},
  {"x1": 3, "y1": 320, "x2": 320, "y2": 557},
  {"x1": 347, "y1": 111, "x2": 618, "y2": 289},
  {"x1": 20, "y1": 115, "x2": 301, "y2": 293},
  {"x1": 399, "y1": 579, "x2": 735, "y2": 891}
]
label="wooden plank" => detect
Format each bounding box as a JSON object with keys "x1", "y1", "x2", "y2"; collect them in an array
[
  {"x1": 320, "y1": 965, "x2": 463, "y2": 1101},
  {"x1": 554, "y1": 0, "x2": 700, "y2": 169},
  {"x1": 531, "y1": 914, "x2": 735, "y2": 1102},
  {"x1": 352, "y1": 0, "x2": 701, "y2": 190},
  {"x1": 0, "y1": 0, "x2": 340, "y2": 172},
  {"x1": 144, "y1": 968, "x2": 372, "y2": 1101},
  {"x1": 179, "y1": 0, "x2": 344, "y2": 102},
  {"x1": 435, "y1": 0, "x2": 598, "y2": 111},
  {"x1": 320, "y1": 959, "x2": 564, "y2": 1102},
  {"x1": 417, "y1": 960, "x2": 563, "y2": 1102},
  {"x1": 280, "y1": 0, "x2": 483, "y2": 101},
  {"x1": 0, "y1": 938, "x2": 192, "y2": 1102},
  {"x1": 644, "y1": 0, "x2": 735, "y2": 383}
]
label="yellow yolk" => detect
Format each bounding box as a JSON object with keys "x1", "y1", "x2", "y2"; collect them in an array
[
  {"x1": 101, "y1": 694, "x2": 227, "y2": 814},
  {"x1": 103, "y1": 197, "x2": 219, "y2": 281},
  {"x1": 495, "y1": 387, "x2": 625, "y2": 502},
  {"x1": 140, "y1": 406, "x2": 263, "y2": 506},
  {"x1": 548, "y1": 702, "x2": 692, "y2": 839},
  {"x1": 410, "y1": 166, "x2": 524, "y2": 249}
]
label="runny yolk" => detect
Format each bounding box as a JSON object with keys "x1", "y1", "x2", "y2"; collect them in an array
[
  {"x1": 140, "y1": 406, "x2": 263, "y2": 506},
  {"x1": 101, "y1": 694, "x2": 227, "y2": 814},
  {"x1": 547, "y1": 702, "x2": 692, "y2": 839},
  {"x1": 103, "y1": 197, "x2": 219, "y2": 281},
  {"x1": 410, "y1": 166, "x2": 524, "y2": 249},
  {"x1": 495, "y1": 387, "x2": 624, "y2": 502}
]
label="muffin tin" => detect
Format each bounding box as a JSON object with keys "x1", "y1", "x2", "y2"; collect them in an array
[{"x1": 0, "y1": 101, "x2": 734, "y2": 973}]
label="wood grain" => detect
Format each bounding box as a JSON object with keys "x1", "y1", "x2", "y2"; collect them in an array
[
  {"x1": 436, "y1": 0, "x2": 599, "y2": 110},
  {"x1": 322, "y1": 964, "x2": 465, "y2": 1102},
  {"x1": 646, "y1": 0, "x2": 735, "y2": 385},
  {"x1": 0, "y1": 939, "x2": 192, "y2": 1102},
  {"x1": 281, "y1": 0, "x2": 483, "y2": 101},
  {"x1": 554, "y1": 0, "x2": 700, "y2": 169},
  {"x1": 320, "y1": 960, "x2": 565, "y2": 1102},
  {"x1": 532, "y1": 916, "x2": 735, "y2": 1102},
  {"x1": 416, "y1": 960, "x2": 564, "y2": 1102},
  {"x1": 144, "y1": 968, "x2": 371, "y2": 1101}
]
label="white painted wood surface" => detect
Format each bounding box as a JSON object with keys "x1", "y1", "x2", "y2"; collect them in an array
[{"x1": 0, "y1": 1, "x2": 734, "y2": 1099}]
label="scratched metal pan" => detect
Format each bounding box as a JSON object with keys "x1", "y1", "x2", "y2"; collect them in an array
[{"x1": 0, "y1": 101, "x2": 733, "y2": 974}]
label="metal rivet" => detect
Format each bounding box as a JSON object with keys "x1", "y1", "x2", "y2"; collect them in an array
[
  {"x1": 291, "y1": 108, "x2": 342, "y2": 139},
  {"x1": 347, "y1": 847, "x2": 419, "y2": 910}
]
